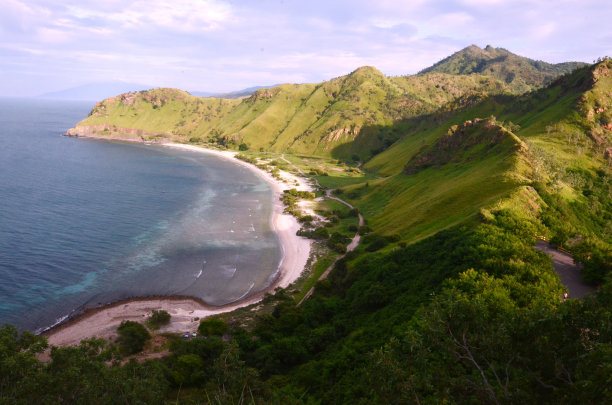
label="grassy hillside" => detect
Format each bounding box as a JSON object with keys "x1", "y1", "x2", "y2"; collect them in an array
[
  {"x1": 354, "y1": 59, "x2": 611, "y2": 277},
  {"x1": 346, "y1": 118, "x2": 530, "y2": 242},
  {"x1": 71, "y1": 67, "x2": 513, "y2": 159},
  {"x1": 420, "y1": 44, "x2": 587, "y2": 92}
]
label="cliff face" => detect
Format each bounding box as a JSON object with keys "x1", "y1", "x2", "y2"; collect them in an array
[{"x1": 65, "y1": 124, "x2": 173, "y2": 143}]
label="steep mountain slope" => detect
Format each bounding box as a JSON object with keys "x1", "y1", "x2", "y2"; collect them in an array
[
  {"x1": 68, "y1": 46, "x2": 585, "y2": 162},
  {"x1": 348, "y1": 117, "x2": 531, "y2": 241},
  {"x1": 68, "y1": 67, "x2": 510, "y2": 159},
  {"x1": 420, "y1": 44, "x2": 587, "y2": 92},
  {"x1": 355, "y1": 60, "x2": 610, "y2": 275}
]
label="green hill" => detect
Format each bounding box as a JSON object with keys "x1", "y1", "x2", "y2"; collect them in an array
[
  {"x1": 14, "y1": 53, "x2": 608, "y2": 404},
  {"x1": 357, "y1": 59, "x2": 610, "y2": 262},
  {"x1": 69, "y1": 66, "x2": 511, "y2": 160},
  {"x1": 69, "y1": 46, "x2": 584, "y2": 163},
  {"x1": 420, "y1": 44, "x2": 587, "y2": 92},
  {"x1": 346, "y1": 117, "x2": 530, "y2": 242}
]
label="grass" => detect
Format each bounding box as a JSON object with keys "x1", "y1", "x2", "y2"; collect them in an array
[
  {"x1": 75, "y1": 65, "x2": 512, "y2": 160},
  {"x1": 343, "y1": 119, "x2": 530, "y2": 242},
  {"x1": 292, "y1": 250, "x2": 337, "y2": 302},
  {"x1": 281, "y1": 154, "x2": 379, "y2": 189},
  {"x1": 77, "y1": 59, "x2": 610, "y2": 289},
  {"x1": 420, "y1": 44, "x2": 586, "y2": 92},
  {"x1": 354, "y1": 153, "x2": 524, "y2": 242}
]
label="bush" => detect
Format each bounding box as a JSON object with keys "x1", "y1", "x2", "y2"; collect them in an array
[
  {"x1": 298, "y1": 215, "x2": 314, "y2": 223},
  {"x1": 297, "y1": 227, "x2": 329, "y2": 239},
  {"x1": 147, "y1": 309, "x2": 171, "y2": 329},
  {"x1": 358, "y1": 225, "x2": 372, "y2": 235},
  {"x1": 363, "y1": 233, "x2": 400, "y2": 252},
  {"x1": 198, "y1": 317, "x2": 227, "y2": 337},
  {"x1": 116, "y1": 321, "x2": 151, "y2": 355},
  {"x1": 238, "y1": 142, "x2": 249, "y2": 151}
]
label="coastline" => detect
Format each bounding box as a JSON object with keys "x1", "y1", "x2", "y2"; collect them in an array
[{"x1": 46, "y1": 140, "x2": 313, "y2": 347}]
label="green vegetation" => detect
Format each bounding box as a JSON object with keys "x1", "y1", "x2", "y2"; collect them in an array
[
  {"x1": 420, "y1": 44, "x2": 587, "y2": 92},
  {"x1": 116, "y1": 320, "x2": 151, "y2": 355},
  {"x1": 5, "y1": 53, "x2": 610, "y2": 403},
  {"x1": 147, "y1": 309, "x2": 171, "y2": 330},
  {"x1": 71, "y1": 62, "x2": 515, "y2": 161},
  {"x1": 198, "y1": 317, "x2": 227, "y2": 337}
]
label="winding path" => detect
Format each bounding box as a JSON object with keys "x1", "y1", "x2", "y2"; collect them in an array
[
  {"x1": 280, "y1": 155, "x2": 365, "y2": 305},
  {"x1": 535, "y1": 240, "x2": 597, "y2": 299}
]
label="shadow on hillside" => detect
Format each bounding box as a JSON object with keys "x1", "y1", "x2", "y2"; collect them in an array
[{"x1": 329, "y1": 94, "x2": 510, "y2": 164}]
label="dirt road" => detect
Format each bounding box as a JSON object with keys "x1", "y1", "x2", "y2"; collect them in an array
[{"x1": 535, "y1": 240, "x2": 597, "y2": 298}]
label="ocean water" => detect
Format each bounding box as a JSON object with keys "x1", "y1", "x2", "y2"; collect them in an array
[{"x1": 0, "y1": 98, "x2": 281, "y2": 332}]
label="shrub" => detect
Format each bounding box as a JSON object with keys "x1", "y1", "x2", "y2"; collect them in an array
[
  {"x1": 298, "y1": 215, "x2": 314, "y2": 223},
  {"x1": 116, "y1": 321, "x2": 151, "y2": 355},
  {"x1": 358, "y1": 225, "x2": 372, "y2": 235},
  {"x1": 147, "y1": 309, "x2": 171, "y2": 329},
  {"x1": 198, "y1": 317, "x2": 227, "y2": 337}
]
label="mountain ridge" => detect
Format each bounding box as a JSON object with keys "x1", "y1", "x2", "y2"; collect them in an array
[
  {"x1": 420, "y1": 44, "x2": 587, "y2": 92},
  {"x1": 67, "y1": 45, "x2": 587, "y2": 161}
]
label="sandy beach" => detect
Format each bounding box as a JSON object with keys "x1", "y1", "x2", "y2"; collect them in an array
[{"x1": 46, "y1": 143, "x2": 312, "y2": 347}]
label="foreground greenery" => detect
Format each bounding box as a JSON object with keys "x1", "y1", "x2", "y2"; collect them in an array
[
  {"x1": 2, "y1": 211, "x2": 611, "y2": 403},
  {"x1": 2, "y1": 53, "x2": 610, "y2": 403}
]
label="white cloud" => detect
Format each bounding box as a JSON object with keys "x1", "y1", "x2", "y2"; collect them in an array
[
  {"x1": 66, "y1": 0, "x2": 234, "y2": 33},
  {"x1": 458, "y1": 0, "x2": 511, "y2": 6},
  {"x1": 1, "y1": 0, "x2": 611, "y2": 97}
]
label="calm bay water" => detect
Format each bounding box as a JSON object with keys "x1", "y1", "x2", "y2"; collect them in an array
[{"x1": 0, "y1": 98, "x2": 280, "y2": 332}]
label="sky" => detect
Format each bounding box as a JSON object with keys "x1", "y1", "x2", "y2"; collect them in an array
[{"x1": 1, "y1": 0, "x2": 611, "y2": 97}]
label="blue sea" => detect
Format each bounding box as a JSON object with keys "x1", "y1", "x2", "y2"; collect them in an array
[{"x1": 0, "y1": 98, "x2": 281, "y2": 332}]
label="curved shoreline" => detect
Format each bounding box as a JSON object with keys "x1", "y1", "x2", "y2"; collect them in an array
[{"x1": 45, "y1": 141, "x2": 312, "y2": 346}]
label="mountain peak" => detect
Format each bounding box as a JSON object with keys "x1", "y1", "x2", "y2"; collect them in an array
[
  {"x1": 419, "y1": 45, "x2": 587, "y2": 92},
  {"x1": 349, "y1": 66, "x2": 385, "y2": 78}
]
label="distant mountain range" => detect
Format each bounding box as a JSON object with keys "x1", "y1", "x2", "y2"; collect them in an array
[
  {"x1": 39, "y1": 82, "x2": 153, "y2": 101},
  {"x1": 40, "y1": 82, "x2": 276, "y2": 101},
  {"x1": 41, "y1": 45, "x2": 586, "y2": 101},
  {"x1": 190, "y1": 85, "x2": 279, "y2": 99}
]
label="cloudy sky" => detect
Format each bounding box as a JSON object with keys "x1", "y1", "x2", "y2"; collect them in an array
[{"x1": 2, "y1": 0, "x2": 611, "y2": 96}]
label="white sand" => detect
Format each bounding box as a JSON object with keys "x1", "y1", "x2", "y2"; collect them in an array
[{"x1": 46, "y1": 144, "x2": 312, "y2": 347}]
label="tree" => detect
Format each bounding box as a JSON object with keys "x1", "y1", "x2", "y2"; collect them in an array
[
  {"x1": 147, "y1": 309, "x2": 171, "y2": 330},
  {"x1": 198, "y1": 317, "x2": 227, "y2": 337},
  {"x1": 116, "y1": 321, "x2": 151, "y2": 355}
]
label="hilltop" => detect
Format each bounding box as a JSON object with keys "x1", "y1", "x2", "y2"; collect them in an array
[
  {"x1": 67, "y1": 66, "x2": 510, "y2": 159},
  {"x1": 420, "y1": 44, "x2": 587, "y2": 92},
  {"x1": 361, "y1": 59, "x2": 610, "y2": 246},
  {"x1": 66, "y1": 46, "x2": 589, "y2": 162}
]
